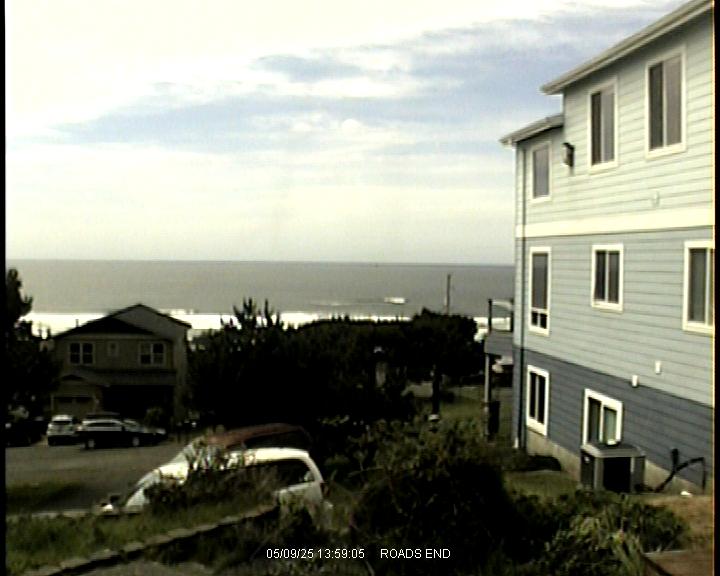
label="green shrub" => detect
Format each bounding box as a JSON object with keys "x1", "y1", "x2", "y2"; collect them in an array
[
  {"x1": 527, "y1": 514, "x2": 645, "y2": 576},
  {"x1": 348, "y1": 419, "x2": 520, "y2": 575},
  {"x1": 546, "y1": 490, "x2": 688, "y2": 552},
  {"x1": 513, "y1": 490, "x2": 688, "y2": 575}
]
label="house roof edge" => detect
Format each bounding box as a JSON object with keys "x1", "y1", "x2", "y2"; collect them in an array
[
  {"x1": 541, "y1": 0, "x2": 713, "y2": 95},
  {"x1": 499, "y1": 113, "x2": 564, "y2": 146}
]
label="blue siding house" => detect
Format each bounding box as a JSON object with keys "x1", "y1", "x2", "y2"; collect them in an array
[{"x1": 500, "y1": 0, "x2": 713, "y2": 491}]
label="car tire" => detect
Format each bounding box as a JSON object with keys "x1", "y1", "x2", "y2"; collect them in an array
[
  {"x1": 131, "y1": 436, "x2": 140, "y2": 448},
  {"x1": 48, "y1": 437, "x2": 56, "y2": 447},
  {"x1": 86, "y1": 438, "x2": 96, "y2": 450}
]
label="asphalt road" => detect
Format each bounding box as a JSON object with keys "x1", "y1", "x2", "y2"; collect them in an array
[{"x1": 5, "y1": 439, "x2": 190, "y2": 511}]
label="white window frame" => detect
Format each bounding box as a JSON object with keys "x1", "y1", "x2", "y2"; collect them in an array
[
  {"x1": 526, "y1": 366, "x2": 550, "y2": 436},
  {"x1": 587, "y1": 77, "x2": 619, "y2": 171},
  {"x1": 529, "y1": 141, "x2": 552, "y2": 203},
  {"x1": 139, "y1": 341, "x2": 167, "y2": 366},
  {"x1": 69, "y1": 342, "x2": 94, "y2": 365},
  {"x1": 591, "y1": 244, "x2": 624, "y2": 312},
  {"x1": 645, "y1": 46, "x2": 687, "y2": 159},
  {"x1": 528, "y1": 247, "x2": 551, "y2": 335},
  {"x1": 683, "y1": 239, "x2": 714, "y2": 334},
  {"x1": 582, "y1": 389, "x2": 623, "y2": 445}
]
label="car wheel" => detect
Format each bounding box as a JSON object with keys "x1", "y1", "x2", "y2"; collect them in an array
[
  {"x1": 86, "y1": 438, "x2": 96, "y2": 450},
  {"x1": 131, "y1": 436, "x2": 140, "y2": 448},
  {"x1": 48, "y1": 437, "x2": 56, "y2": 447}
]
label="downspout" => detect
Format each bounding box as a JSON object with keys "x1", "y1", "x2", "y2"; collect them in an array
[{"x1": 516, "y1": 147, "x2": 528, "y2": 450}]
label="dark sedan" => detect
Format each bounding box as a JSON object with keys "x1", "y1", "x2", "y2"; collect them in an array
[{"x1": 78, "y1": 418, "x2": 166, "y2": 449}]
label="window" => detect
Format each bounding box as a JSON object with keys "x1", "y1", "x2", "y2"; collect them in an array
[
  {"x1": 592, "y1": 245, "x2": 623, "y2": 310},
  {"x1": 590, "y1": 83, "x2": 616, "y2": 165},
  {"x1": 253, "y1": 459, "x2": 315, "y2": 487},
  {"x1": 683, "y1": 240, "x2": 714, "y2": 333},
  {"x1": 69, "y1": 342, "x2": 94, "y2": 365},
  {"x1": 139, "y1": 342, "x2": 166, "y2": 366},
  {"x1": 583, "y1": 389, "x2": 623, "y2": 445},
  {"x1": 526, "y1": 366, "x2": 549, "y2": 436},
  {"x1": 648, "y1": 52, "x2": 683, "y2": 152},
  {"x1": 531, "y1": 144, "x2": 550, "y2": 199},
  {"x1": 529, "y1": 248, "x2": 550, "y2": 333}
]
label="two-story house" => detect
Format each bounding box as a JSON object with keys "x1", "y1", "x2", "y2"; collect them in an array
[
  {"x1": 500, "y1": 0, "x2": 713, "y2": 491},
  {"x1": 50, "y1": 304, "x2": 191, "y2": 422}
]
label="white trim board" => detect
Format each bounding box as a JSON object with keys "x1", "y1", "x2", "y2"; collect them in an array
[{"x1": 516, "y1": 207, "x2": 713, "y2": 238}]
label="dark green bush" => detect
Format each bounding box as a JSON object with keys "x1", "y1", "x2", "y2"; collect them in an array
[
  {"x1": 348, "y1": 419, "x2": 520, "y2": 575},
  {"x1": 546, "y1": 490, "x2": 687, "y2": 551},
  {"x1": 513, "y1": 490, "x2": 688, "y2": 575}
]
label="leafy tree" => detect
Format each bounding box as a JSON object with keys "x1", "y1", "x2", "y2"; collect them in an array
[
  {"x1": 403, "y1": 309, "x2": 483, "y2": 382},
  {"x1": 186, "y1": 303, "x2": 482, "y2": 430},
  {"x1": 402, "y1": 309, "x2": 483, "y2": 413},
  {"x1": 5, "y1": 268, "x2": 33, "y2": 341},
  {"x1": 187, "y1": 298, "x2": 290, "y2": 427},
  {"x1": 4, "y1": 268, "x2": 59, "y2": 414}
]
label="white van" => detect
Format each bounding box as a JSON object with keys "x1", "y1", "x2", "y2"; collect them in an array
[{"x1": 112, "y1": 446, "x2": 332, "y2": 523}]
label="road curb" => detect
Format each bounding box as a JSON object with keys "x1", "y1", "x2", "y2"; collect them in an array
[{"x1": 17, "y1": 503, "x2": 277, "y2": 576}]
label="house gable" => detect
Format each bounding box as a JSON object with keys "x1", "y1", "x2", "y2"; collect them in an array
[
  {"x1": 111, "y1": 304, "x2": 190, "y2": 341},
  {"x1": 55, "y1": 316, "x2": 155, "y2": 338}
]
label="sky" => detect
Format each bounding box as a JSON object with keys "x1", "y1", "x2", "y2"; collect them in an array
[{"x1": 6, "y1": 0, "x2": 686, "y2": 265}]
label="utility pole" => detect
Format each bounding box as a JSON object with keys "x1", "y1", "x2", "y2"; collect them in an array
[{"x1": 444, "y1": 273, "x2": 452, "y2": 315}]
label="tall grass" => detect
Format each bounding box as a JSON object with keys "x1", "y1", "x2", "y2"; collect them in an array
[{"x1": 6, "y1": 491, "x2": 272, "y2": 575}]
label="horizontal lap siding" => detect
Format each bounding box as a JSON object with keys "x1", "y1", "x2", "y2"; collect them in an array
[
  {"x1": 518, "y1": 228, "x2": 713, "y2": 406},
  {"x1": 509, "y1": 11, "x2": 713, "y2": 490},
  {"x1": 519, "y1": 16, "x2": 712, "y2": 226},
  {"x1": 519, "y1": 348, "x2": 713, "y2": 487}
]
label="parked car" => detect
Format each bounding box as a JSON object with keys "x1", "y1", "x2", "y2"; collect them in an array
[
  {"x1": 47, "y1": 414, "x2": 81, "y2": 445},
  {"x1": 78, "y1": 418, "x2": 166, "y2": 449},
  {"x1": 105, "y1": 446, "x2": 332, "y2": 524}
]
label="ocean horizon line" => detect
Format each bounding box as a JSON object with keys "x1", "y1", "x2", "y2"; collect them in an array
[{"x1": 7, "y1": 257, "x2": 514, "y2": 268}]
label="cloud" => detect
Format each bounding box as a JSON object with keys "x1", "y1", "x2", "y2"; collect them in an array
[
  {"x1": 253, "y1": 54, "x2": 366, "y2": 82},
  {"x1": 6, "y1": 0, "x2": 689, "y2": 263},
  {"x1": 39, "y1": 3, "x2": 675, "y2": 155}
]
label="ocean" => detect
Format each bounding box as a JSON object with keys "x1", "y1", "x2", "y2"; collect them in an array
[{"x1": 7, "y1": 260, "x2": 514, "y2": 338}]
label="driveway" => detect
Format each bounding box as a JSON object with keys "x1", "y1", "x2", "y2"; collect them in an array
[{"x1": 5, "y1": 440, "x2": 188, "y2": 512}]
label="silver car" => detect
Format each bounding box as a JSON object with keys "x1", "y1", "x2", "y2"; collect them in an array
[{"x1": 46, "y1": 415, "x2": 80, "y2": 446}]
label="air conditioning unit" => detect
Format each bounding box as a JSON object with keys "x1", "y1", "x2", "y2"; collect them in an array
[{"x1": 580, "y1": 441, "x2": 645, "y2": 492}]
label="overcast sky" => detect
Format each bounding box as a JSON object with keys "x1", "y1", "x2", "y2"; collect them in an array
[{"x1": 6, "y1": 0, "x2": 684, "y2": 264}]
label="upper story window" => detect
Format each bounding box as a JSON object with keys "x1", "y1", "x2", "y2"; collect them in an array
[
  {"x1": 683, "y1": 240, "x2": 714, "y2": 334},
  {"x1": 592, "y1": 244, "x2": 623, "y2": 311},
  {"x1": 529, "y1": 247, "x2": 551, "y2": 334},
  {"x1": 140, "y1": 342, "x2": 166, "y2": 366},
  {"x1": 531, "y1": 143, "x2": 550, "y2": 200},
  {"x1": 648, "y1": 51, "x2": 684, "y2": 153},
  {"x1": 69, "y1": 342, "x2": 94, "y2": 365},
  {"x1": 589, "y1": 82, "x2": 616, "y2": 166},
  {"x1": 526, "y1": 366, "x2": 549, "y2": 436}
]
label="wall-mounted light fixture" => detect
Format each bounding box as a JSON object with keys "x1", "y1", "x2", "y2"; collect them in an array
[{"x1": 563, "y1": 142, "x2": 575, "y2": 167}]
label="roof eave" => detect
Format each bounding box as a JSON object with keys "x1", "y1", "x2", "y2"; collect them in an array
[
  {"x1": 499, "y1": 114, "x2": 564, "y2": 146},
  {"x1": 541, "y1": 0, "x2": 713, "y2": 95}
]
